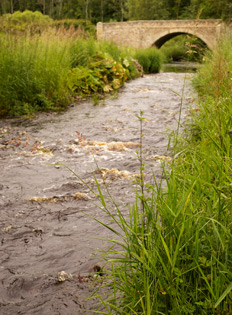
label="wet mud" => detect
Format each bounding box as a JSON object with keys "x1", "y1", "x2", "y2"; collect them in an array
[{"x1": 0, "y1": 73, "x2": 194, "y2": 314}]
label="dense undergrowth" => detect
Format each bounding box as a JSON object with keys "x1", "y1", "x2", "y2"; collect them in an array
[
  {"x1": 0, "y1": 10, "x2": 162, "y2": 117},
  {"x1": 0, "y1": 10, "x2": 96, "y2": 35},
  {"x1": 90, "y1": 36, "x2": 232, "y2": 314}
]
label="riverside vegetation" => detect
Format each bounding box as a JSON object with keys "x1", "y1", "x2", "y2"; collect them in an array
[
  {"x1": 88, "y1": 37, "x2": 232, "y2": 314},
  {"x1": 0, "y1": 10, "x2": 162, "y2": 117},
  {"x1": 1, "y1": 10, "x2": 231, "y2": 315}
]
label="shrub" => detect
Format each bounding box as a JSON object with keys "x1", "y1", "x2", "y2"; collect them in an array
[
  {"x1": 0, "y1": 10, "x2": 52, "y2": 33},
  {"x1": 68, "y1": 54, "x2": 128, "y2": 96},
  {"x1": 134, "y1": 47, "x2": 162, "y2": 73},
  {"x1": 69, "y1": 38, "x2": 143, "y2": 95}
]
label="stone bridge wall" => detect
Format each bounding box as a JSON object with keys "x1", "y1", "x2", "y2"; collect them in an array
[{"x1": 97, "y1": 20, "x2": 226, "y2": 50}]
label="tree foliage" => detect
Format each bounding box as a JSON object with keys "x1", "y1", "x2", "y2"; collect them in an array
[{"x1": 0, "y1": 0, "x2": 232, "y2": 22}]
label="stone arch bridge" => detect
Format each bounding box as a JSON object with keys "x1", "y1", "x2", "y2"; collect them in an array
[{"x1": 97, "y1": 20, "x2": 228, "y2": 50}]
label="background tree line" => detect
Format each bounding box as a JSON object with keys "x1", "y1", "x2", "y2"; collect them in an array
[{"x1": 0, "y1": 0, "x2": 232, "y2": 23}]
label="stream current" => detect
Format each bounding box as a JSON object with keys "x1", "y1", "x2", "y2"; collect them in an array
[{"x1": 0, "y1": 72, "x2": 194, "y2": 314}]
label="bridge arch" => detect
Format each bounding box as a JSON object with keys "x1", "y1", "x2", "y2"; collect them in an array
[
  {"x1": 153, "y1": 31, "x2": 209, "y2": 49},
  {"x1": 97, "y1": 20, "x2": 224, "y2": 51}
]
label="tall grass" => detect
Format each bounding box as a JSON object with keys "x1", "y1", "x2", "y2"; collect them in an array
[
  {"x1": 134, "y1": 47, "x2": 162, "y2": 74},
  {"x1": 0, "y1": 28, "x2": 75, "y2": 116},
  {"x1": 86, "y1": 36, "x2": 232, "y2": 314},
  {"x1": 192, "y1": 36, "x2": 232, "y2": 99}
]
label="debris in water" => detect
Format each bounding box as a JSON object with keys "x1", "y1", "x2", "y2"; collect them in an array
[
  {"x1": 98, "y1": 168, "x2": 140, "y2": 180},
  {"x1": 106, "y1": 141, "x2": 140, "y2": 151},
  {"x1": 29, "y1": 192, "x2": 90, "y2": 203},
  {"x1": 2, "y1": 226, "x2": 12, "y2": 232},
  {"x1": 29, "y1": 196, "x2": 65, "y2": 203},
  {"x1": 58, "y1": 271, "x2": 73, "y2": 282},
  {"x1": 0, "y1": 128, "x2": 9, "y2": 137},
  {"x1": 74, "y1": 192, "x2": 90, "y2": 200},
  {"x1": 70, "y1": 134, "x2": 140, "y2": 152}
]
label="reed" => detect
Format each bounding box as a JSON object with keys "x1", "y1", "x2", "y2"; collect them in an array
[
  {"x1": 192, "y1": 35, "x2": 232, "y2": 99},
  {"x1": 0, "y1": 28, "x2": 74, "y2": 116}
]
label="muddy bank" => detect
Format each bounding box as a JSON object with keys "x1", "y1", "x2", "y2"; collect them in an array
[{"x1": 0, "y1": 73, "x2": 194, "y2": 314}]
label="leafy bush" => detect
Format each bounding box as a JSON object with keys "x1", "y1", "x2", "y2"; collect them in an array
[
  {"x1": 95, "y1": 41, "x2": 144, "y2": 79},
  {"x1": 69, "y1": 38, "x2": 143, "y2": 95},
  {"x1": 0, "y1": 10, "x2": 52, "y2": 33},
  {"x1": 0, "y1": 11, "x2": 96, "y2": 37}
]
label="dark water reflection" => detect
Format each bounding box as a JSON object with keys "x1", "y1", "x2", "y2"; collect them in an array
[{"x1": 162, "y1": 61, "x2": 201, "y2": 73}]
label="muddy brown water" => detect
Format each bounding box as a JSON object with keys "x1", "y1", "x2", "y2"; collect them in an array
[{"x1": 0, "y1": 73, "x2": 195, "y2": 314}]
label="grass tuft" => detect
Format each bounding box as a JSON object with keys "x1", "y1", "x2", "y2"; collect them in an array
[{"x1": 134, "y1": 47, "x2": 162, "y2": 74}]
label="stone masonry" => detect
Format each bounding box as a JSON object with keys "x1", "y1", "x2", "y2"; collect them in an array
[{"x1": 97, "y1": 20, "x2": 227, "y2": 50}]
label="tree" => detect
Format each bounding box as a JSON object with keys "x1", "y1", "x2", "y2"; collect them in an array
[
  {"x1": 1, "y1": 0, "x2": 232, "y2": 23},
  {"x1": 1, "y1": 0, "x2": 8, "y2": 13},
  {"x1": 127, "y1": 0, "x2": 169, "y2": 20}
]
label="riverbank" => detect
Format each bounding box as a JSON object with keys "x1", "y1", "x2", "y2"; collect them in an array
[
  {"x1": 0, "y1": 12, "x2": 163, "y2": 118},
  {"x1": 96, "y1": 38, "x2": 232, "y2": 314}
]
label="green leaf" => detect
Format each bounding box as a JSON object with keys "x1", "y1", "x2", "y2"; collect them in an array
[{"x1": 214, "y1": 282, "x2": 232, "y2": 308}]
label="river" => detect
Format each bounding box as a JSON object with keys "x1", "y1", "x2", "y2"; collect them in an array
[{"x1": 0, "y1": 72, "x2": 194, "y2": 314}]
